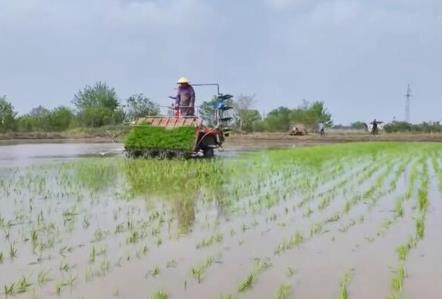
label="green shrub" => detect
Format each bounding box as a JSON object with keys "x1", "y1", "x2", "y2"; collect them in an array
[{"x1": 124, "y1": 125, "x2": 196, "y2": 151}]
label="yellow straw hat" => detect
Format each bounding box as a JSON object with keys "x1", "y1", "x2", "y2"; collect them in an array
[{"x1": 177, "y1": 77, "x2": 190, "y2": 84}]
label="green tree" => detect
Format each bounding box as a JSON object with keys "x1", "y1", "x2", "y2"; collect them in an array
[
  {"x1": 262, "y1": 107, "x2": 292, "y2": 131},
  {"x1": 125, "y1": 94, "x2": 160, "y2": 121},
  {"x1": 49, "y1": 106, "x2": 74, "y2": 131},
  {"x1": 350, "y1": 121, "x2": 367, "y2": 130},
  {"x1": 234, "y1": 95, "x2": 257, "y2": 132},
  {"x1": 240, "y1": 109, "x2": 262, "y2": 132},
  {"x1": 0, "y1": 96, "x2": 17, "y2": 132},
  {"x1": 291, "y1": 101, "x2": 332, "y2": 128},
  {"x1": 17, "y1": 106, "x2": 50, "y2": 132},
  {"x1": 73, "y1": 82, "x2": 121, "y2": 127},
  {"x1": 17, "y1": 106, "x2": 74, "y2": 132},
  {"x1": 30, "y1": 106, "x2": 51, "y2": 130},
  {"x1": 198, "y1": 96, "x2": 218, "y2": 127}
]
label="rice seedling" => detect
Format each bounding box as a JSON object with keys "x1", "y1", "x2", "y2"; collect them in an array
[
  {"x1": 4, "y1": 283, "x2": 15, "y2": 296},
  {"x1": 238, "y1": 273, "x2": 255, "y2": 293},
  {"x1": 286, "y1": 267, "x2": 297, "y2": 277},
  {"x1": 417, "y1": 188, "x2": 428, "y2": 212},
  {"x1": 151, "y1": 290, "x2": 168, "y2": 299},
  {"x1": 9, "y1": 242, "x2": 17, "y2": 259},
  {"x1": 238, "y1": 258, "x2": 272, "y2": 293},
  {"x1": 394, "y1": 196, "x2": 404, "y2": 218},
  {"x1": 37, "y1": 270, "x2": 51, "y2": 286},
  {"x1": 148, "y1": 266, "x2": 161, "y2": 278},
  {"x1": 191, "y1": 255, "x2": 216, "y2": 283},
  {"x1": 415, "y1": 216, "x2": 425, "y2": 239},
  {"x1": 275, "y1": 283, "x2": 292, "y2": 299},
  {"x1": 196, "y1": 232, "x2": 224, "y2": 249},
  {"x1": 391, "y1": 263, "x2": 406, "y2": 294},
  {"x1": 274, "y1": 232, "x2": 304, "y2": 255},
  {"x1": 339, "y1": 270, "x2": 353, "y2": 299},
  {"x1": 396, "y1": 243, "x2": 411, "y2": 261},
  {"x1": 98, "y1": 259, "x2": 111, "y2": 276}
]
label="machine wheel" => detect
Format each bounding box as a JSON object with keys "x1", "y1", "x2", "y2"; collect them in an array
[{"x1": 203, "y1": 148, "x2": 214, "y2": 158}]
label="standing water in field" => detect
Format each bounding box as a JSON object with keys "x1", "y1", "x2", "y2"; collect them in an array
[{"x1": 1, "y1": 142, "x2": 442, "y2": 299}]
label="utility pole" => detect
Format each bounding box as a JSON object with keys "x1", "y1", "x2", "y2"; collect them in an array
[{"x1": 405, "y1": 84, "x2": 412, "y2": 123}]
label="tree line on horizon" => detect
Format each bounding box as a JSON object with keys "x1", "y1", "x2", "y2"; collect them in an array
[
  {"x1": 4, "y1": 81, "x2": 439, "y2": 134},
  {"x1": 0, "y1": 82, "x2": 334, "y2": 134}
]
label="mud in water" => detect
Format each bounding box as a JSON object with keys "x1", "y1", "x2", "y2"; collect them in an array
[{"x1": 1, "y1": 142, "x2": 442, "y2": 299}]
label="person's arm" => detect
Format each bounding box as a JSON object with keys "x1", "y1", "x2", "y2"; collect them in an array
[
  {"x1": 190, "y1": 86, "x2": 195, "y2": 108},
  {"x1": 175, "y1": 90, "x2": 180, "y2": 108}
]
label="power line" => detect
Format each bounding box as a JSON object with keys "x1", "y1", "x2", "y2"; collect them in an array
[{"x1": 405, "y1": 84, "x2": 412, "y2": 123}]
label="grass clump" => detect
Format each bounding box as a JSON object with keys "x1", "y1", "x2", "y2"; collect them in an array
[
  {"x1": 238, "y1": 258, "x2": 272, "y2": 293},
  {"x1": 275, "y1": 283, "x2": 292, "y2": 299},
  {"x1": 191, "y1": 255, "x2": 218, "y2": 283},
  {"x1": 151, "y1": 290, "x2": 168, "y2": 299},
  {"x1": 416, "y1": 216, "x2": 425, "y2": 239},
  {"x1": 125, "y1": 125, "x2": 196, "y2": 151},
  {"x1": 339, "y1": 270, "x2": 353, "y2": 299},
  {"x1": 274, "y1": 232, "x2": 304, "y2": 255}
]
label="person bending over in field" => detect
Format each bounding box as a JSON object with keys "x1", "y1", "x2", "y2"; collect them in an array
[{"x1": 174, "y1": 77, "x2": 195, "y2": 117}]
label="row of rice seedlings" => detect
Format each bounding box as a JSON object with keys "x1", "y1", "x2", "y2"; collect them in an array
[
  {"x1": 274, "y1": 232, "x2": 304, "y2": 255},
  {"x1": 341, "y1": 157, "x2": 398, "y2": 214},
  {"x1": 430, "y1": 154, "x2": 442, "y2": 193},
  {"x1": 297, "y1": 155, "x2": 373, "y2": 209},
  {"x1": 237, "y1": 164, "x2": 324, "y2": 214},
  {"x1": 372, "y1": 156, "x2": 423, "y2": 239},
  {"x1": 3, "y1": 275, "x2": 32, "y2": 296},
  {"x1": 388, "y1": 157, "x2": 430, "y2": 299},
  {"x1": 226, "y1": 158, "x2": 358, "y2": 253},
  {"x1": 0, "y1": 144, "x2": 436, "y2": 298},
  {"x1": 364, "y1": 156, "x2": 410, "y2": 213},
  {"x1": 404, "y1": 157, "x2": 421, "y2": 200},
  {"x1": 322, "y1": 155, "x2": 407, "y2": 235},
  {"x1": 218, "y1": 257, "x2": 272, "y2": 298},
  {"x1": 273, "y1": 156, "x2": 399, "y2": 257},
  {"x1": 339, "y1": 270, "x2": 353, "y2": 299},
  {"x1": 364, "y1": 156, "x2": 425, "y2": 245},
  {"x1": 315, "y1": 155, "x2": 392, "y2": 212},
  {"x1": 244, "y1": 153, "x2": 382, "y2": 224},
  {"x1": 190, "y1": 253, "x2": 222, "y2": 283},
  {"x1": 333, "y1": 156, "x2": 399, "y2": 233},
  {"x1": 0, "y1": 163, "x2": 145, "y2": 297},
  {"x1": 230, "y1": 145, "x2": 389, "y2": 217},
  {"x1": 196, "y1": 232, "x2": 224, "y2": 249},
  {"x1": 238, "y1": 258, "x2": 272, "y2": 292}
]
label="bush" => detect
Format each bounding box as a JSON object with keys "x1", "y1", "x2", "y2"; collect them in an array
[
  {"x1": 16, "y1": 106, "x2": 74, "y2": 132},
  {"x1": 73, "y1": 82, "x2": 123, "y2": 127},
  {"x1": 0, "y1": 96, "x2": 17, "y2": 133},
  {"x1": 384, "y1": 121, "x2": 442, "y2": 133}
]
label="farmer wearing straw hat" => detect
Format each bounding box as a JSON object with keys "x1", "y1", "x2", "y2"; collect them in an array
[{"x1": 174, "y1": 77, "x2": 195, "y2": 117}]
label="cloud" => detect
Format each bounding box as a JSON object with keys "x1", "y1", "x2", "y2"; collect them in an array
[{"x1": 1, "y1": 0, "x2": 441, "y2": 123}]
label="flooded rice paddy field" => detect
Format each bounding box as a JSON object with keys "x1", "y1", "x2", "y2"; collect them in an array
[{"x1": 1, "y1": 142, "x2": 442, "y2": 299}]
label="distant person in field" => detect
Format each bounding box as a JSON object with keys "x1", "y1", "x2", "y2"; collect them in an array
[
  {"x1": 319, "y1": 122, "x2": 325, "y2": 136},
  {"x1": 371, "y1": 119, "x2": 383, "y2": 135},
  {"x1": 174, "y1": 77, "x2": 195, "y2": 117}
]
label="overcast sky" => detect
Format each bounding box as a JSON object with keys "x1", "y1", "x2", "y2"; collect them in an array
[{"x1": 1, "y1": 0, "x2": 441, "y2": 124}]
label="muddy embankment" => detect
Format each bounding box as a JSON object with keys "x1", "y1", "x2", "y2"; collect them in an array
[
  {"x1": 224, "y1": 132, "x2": 442, "y2": 150},
  {"x1": 2, "y1": 131, "x2": 442, "y2": 148}
]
